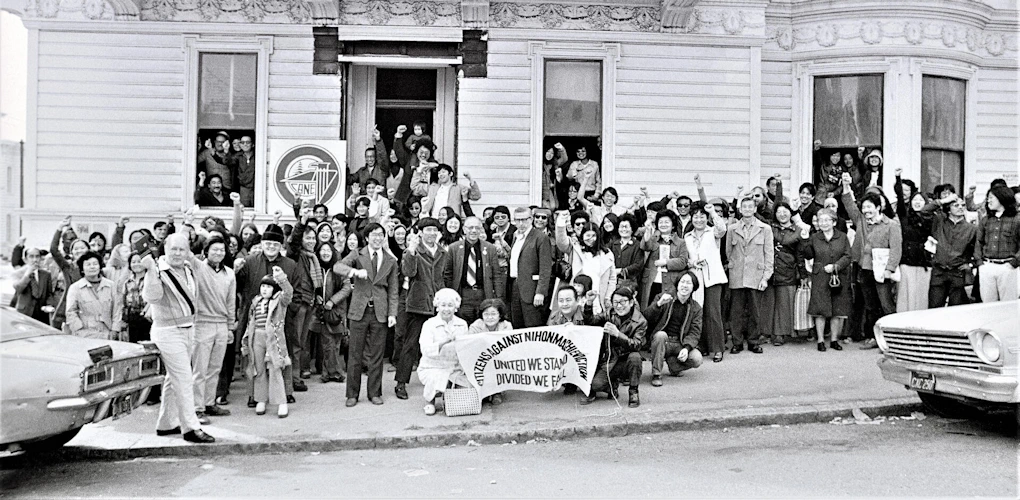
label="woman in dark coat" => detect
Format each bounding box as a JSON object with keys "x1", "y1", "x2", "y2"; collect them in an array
[
  {"x1": 765, "y1": 202, "x2": 803, "y2": 346},
  {"x1": 801, "y1": 208, "x2": 852, "y2": 352}
]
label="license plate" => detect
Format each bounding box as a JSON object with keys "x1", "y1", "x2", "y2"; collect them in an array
[
  {"x1": 909, "y1": 371, "x2": 936, "y2": 392},
  {"x1": 111, "y1": 394, "x2": 134, "y2": 420}
]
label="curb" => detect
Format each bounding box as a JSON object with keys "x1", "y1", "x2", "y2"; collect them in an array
[{"x1": 30, "y1": 397, "x2": 920, "y2": 463}]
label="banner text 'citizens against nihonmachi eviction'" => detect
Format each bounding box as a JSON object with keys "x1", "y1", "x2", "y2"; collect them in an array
[{"x1": 455, "y1": 325, "x2": 604, "y2": 399}]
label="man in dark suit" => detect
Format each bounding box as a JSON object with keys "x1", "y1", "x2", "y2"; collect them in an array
[
  {"x1": 335, "y1": 222, "x2": 399, "y2": 407},
  {"x1": 508, "y1": 207, "x2": 553, "y2": 328},
  {"x1": 13, "y1": 247, "x2": 54, "y2": 324},
  {"x1": 445, "y1": 216, "x2": 502, "y2": 324}
]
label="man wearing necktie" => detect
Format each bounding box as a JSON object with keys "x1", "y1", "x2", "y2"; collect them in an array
[
  {"x1": 335, "y1": 223, "x2": 399, "y2": 407},
  {"x1": 13, "y1": 247, "x2": 54, "y2": 324},
  {"x1": 444, "y1": 216, "x2": 502, "y2": 324},
  {"x1": 508, "y1": 207, "x2": 553, "y2": 328}
]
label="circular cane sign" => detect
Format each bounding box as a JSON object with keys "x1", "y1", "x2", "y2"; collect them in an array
[{"x1": 273, "y1": 145, "x2": 343, "y2": 206}]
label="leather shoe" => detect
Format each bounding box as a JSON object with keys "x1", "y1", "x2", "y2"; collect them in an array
[
  {"x1": 345, "y1": 398, "x2": 358, "y2": 407},
  {"x1": 215, "y1": 396, "x2": 229, "y2": 406},
  {"x1": 628, "y1": 389, "x2": 640, "y2": 408},
  {"x1": 749, "y1": 345, "x2": 764, "y2": 354},
  {"x1": 205, "y1": 406, "x2": 231, "y2": 416},
  {"x1": 818, "y1": 342, "x2": 827, "y2": 352},
  {"x1": 579, "y1": 395, "x2": 596, "y2": 406},
  {"x1": 730, "y1": 344, "x2": 743, "y2": 354},
  {"x1": 490, "y1": 393, "x2": 504, "y2": 406},
  {"x1": 772, "y1": 337, "x2": 785, "y2": 346},
  {"x1": 394, "y1": 383, "x2": 409, "y2": 400},
  {"x1": 713, "y1": 352, "x2": 724, "y2": 363},
  {"x1": 286, "y1": 395, "x2": 297, "y2": 404},
  {"x1": 247, "y1": 397, "x2": 256, "y2": 408},
  {"x1": 830, "y1": 341, "x2": 843, "y2": 351},
  {"x1": 156, "y1": 427, "x2": 181, "y2": 436},
  {"x1": 293, "y1": 380, "x2": 308, "y2": 392},
  {"x1": 651, "y1": 376, "x2": 663, "y2": 387},
  {"x1": 183, "y1": 429, "x2": 215, "y2": 444},
  {"x1": 370, "y1": 396, "x2": 383, "y2": 405}
]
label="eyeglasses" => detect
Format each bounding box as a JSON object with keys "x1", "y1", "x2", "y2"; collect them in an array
[
  {"x1": 493, "y1": 214, "x2": 509, "y2": 219},
  {"x1": 678, "y1": 203, "x2": 691, "y2": 208},
  {"x1": 574, "y1": 221, "x2": 585, "y2": 226},
  {"x1": 240, "y1": 140, "x2": 252, "y2": 144},
  {"x1": 753, "y1": 194, "x2": 764, "y2": 199},
  {"x1": 611, "y1": 299, "x2": 630, "y2": 306},
  {"x1": 533, "y1": 215, "x2": 549, "y2": 220}
]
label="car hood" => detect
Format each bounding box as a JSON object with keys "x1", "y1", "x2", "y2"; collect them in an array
[
  {"x1": 877, "y1": 300, "x2": 1020, "y2": 334},
  {"x1": 2, "y1": 334, "x2": 149, "y2": 368}
]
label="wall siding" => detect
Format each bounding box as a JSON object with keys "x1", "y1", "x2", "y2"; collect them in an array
[
  {"x1": 761, "y1": 59, "x2": 793, "y2": 188},
  {"x1": 973, "y1": 69, "x2": 1019, "y2": 187},
  {"x1": 34, "y1": 31, "x2": 185, "y2": 213}
]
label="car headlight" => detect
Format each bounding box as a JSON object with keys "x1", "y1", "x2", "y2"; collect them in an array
[
  {"x1": 873, "y1": 323, "x2": 888, "y2": 352},
  {"x1": 968, "y1": 329, "x2": 1001, "y2": 364}
]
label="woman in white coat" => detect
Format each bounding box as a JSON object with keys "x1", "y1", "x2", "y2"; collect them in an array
[
  {"x1": 684, "y1": 203, "x2": 728, "y2": 362},
  {"x1": 417, "y1": 288, "x2": 471, "y2": 416},
  {"x1": 554, "y1": 213, "x2": 617, "y2": 315}
]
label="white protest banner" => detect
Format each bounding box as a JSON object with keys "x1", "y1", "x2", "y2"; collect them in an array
[{"x1": 455, "y1": 325, "x2": 604, "y2": 399}]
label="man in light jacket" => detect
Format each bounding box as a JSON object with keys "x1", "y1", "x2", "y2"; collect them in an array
[{"x1": 725, "y1": 194, "x2": 775, "y2": 354}]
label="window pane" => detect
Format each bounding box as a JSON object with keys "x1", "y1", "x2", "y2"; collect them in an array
[
  {"x1": 813, "y1": 75, "x2": 883, "y2": 148},
  {"x1": 199, "y1": 53, "x2": 257, "y2": 130},
  {"x1": 921, "y1": 149, "x2": 963, "y2": 194},
  {"x1": 922, "y1": 76, "x2": 965, "y2": 150},
  {"x1": 544, "y1": 60, "x2": 602, "y2": 136}
]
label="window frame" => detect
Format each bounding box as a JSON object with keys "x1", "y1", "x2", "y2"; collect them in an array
[
  {"x1": 794, "y1": 59, "x2": 900, "y2": 193},
  {"x1": 911, "y1": 60, "x2": 977, "y2": 194},
  {"x1": 183, "y1": 36, "x2": 273, "y2": 213},
  {"x1": 528, "y1": 41, "x2": 619, "y2": 205}
]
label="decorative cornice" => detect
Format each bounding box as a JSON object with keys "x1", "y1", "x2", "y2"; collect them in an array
[
  {"x1": 764, "y1": 19, "x2": 1018, "y2": 58},
  {"x1": 489, "y1": 3, "x2": 660, "y2": 31},
  {"x1": 140, "y1": 0, "x2": 312, "y2": 23},
  {"x1": 25, "y1": 0, "x2": 139, "y2": 20},
  {"x1": 338, "y1": 0, "x2": 462, "y2": 27}
]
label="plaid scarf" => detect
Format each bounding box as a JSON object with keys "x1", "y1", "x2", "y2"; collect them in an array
[{"x1": 303, "y1": 250, "x2": 324, "y2": 289}]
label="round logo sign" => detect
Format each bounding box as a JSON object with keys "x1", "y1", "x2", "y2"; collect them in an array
[{"x1": 273, "y1": 145, "x2": 343, "y2": 206}]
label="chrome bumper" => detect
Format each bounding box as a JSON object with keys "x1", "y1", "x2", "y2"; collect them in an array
[
  {"x1": 878, "y1": 356, "x2": 1019, "y2": 404},
  {"x1": 46, "y1": 375, "x2": 165, "y2": 411}
]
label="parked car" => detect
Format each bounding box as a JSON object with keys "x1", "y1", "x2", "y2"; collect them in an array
[
  {"x1": 1, "y1": 306, "x2": 164, "y2": 453},
  {"x1": 874, "y1": 300, "x2": 1018, "y2": 422}
]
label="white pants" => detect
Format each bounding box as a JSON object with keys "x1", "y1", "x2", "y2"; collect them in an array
[
  {"x1": 151, "y1": 325, "x2": 202, "y2": 433},
  {"x1": 979, "y1": 262, "x2": 1019, "y2": 302},
  {"x1": 192, "y1": 322, "x2": 230, "y2": 411}
]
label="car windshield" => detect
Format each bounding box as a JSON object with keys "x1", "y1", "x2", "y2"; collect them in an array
[{"x1": 1, "y1": 306, "x2": 63, "y2": 342}]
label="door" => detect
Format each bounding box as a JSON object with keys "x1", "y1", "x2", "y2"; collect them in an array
[{"x1": 346, "y1": 66, "x2": 457, "y2": 182}]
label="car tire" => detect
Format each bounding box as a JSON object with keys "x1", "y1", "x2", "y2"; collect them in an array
[
  {"x1": 917, "y1": 392, "x2": 979, "y2": 419},
  {"x1": 20, "y1": 428, "x2": 81, "y2": 453}
]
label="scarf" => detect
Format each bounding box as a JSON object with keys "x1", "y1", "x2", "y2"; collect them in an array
[{"x1": 303, "y1": 249, "x2": 324, "y2": 289}]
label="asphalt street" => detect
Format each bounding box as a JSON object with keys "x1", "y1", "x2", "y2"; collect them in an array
[{"x1": 2, "y1": 413, "x2": 1015, "y2": 498}]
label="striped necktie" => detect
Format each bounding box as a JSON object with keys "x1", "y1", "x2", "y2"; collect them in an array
[{"x1": 466, "y1": 245, "x2": 477, "y2": 287}]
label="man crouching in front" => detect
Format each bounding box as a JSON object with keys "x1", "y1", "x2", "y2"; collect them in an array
[
  {"x1": 642, "y1": 271, "x2": 704, "y2": 388},
  {"x1": 583, "y1": 286, "x2": 647, "y2": 408}
]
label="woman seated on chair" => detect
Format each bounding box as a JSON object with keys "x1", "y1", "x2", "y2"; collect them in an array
[{"x1": 417, "y1": 288, "x2": 471, "y2": 415}]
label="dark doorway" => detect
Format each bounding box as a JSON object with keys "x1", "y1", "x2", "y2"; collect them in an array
[{"x1": 375, "y1": 68, "x2": 438, "y2": 155}]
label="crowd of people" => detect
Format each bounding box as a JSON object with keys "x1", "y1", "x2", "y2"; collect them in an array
[{"x1": 9, "y1": 124, "x2": 1020, "y2": 444}]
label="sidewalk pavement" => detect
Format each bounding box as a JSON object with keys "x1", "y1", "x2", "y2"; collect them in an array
[{"x1": 61, "y1": 340, "x2": 920, "y2": 459}]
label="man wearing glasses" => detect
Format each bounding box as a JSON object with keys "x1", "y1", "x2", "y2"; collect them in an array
[
  {"x1": 236, "y1": 135, "x2": 256, "y2": 207},
  {"x1": 584, "y1": 286, "x2": 648, "y2": 408},
  {"x1": 228, "y1": 225, "x2": 304, "y2": 407},
  {"x1": 336, "y1": 223, "x2": 399, "y2": 407},
  {"x1": 508, "y1": 207, "x2": 552, "y2": 328},
  {"x1": 444, "y1": 216, "x2": 502, "y2": 324}
]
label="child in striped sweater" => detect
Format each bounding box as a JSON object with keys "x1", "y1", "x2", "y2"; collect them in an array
[{"x1": 241, "y1": 269, "x2": 293, "y2": 418}]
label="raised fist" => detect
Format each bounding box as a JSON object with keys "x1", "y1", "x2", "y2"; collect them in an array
[
  {"x1": 198, "y1": 171, "x2": 206, "y2": 182},
  {"x1": 119, "y1": 216, "x2": 130, "y2": 227},
  {"x1": 693, "y1": 173, "x2": 700, "y2": 183},
  {"x1": 841, "y1": 172, "x2": 853, "y2": 186},
  {"x1": 229, "y1": 192, "x2": 241, "y2": 202},
  {"x1": 894, "y1": 168, "x2": 903, "y2": 177},
  {"x1": 396, "y1": 124, "x2": 407, "y2": 135},
  {"x1": 272, "y1": 265, "x2": 287, "y2": 283}
]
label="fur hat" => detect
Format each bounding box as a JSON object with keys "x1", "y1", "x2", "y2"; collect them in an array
[{"x1": 263, "y1": 225, "x2": 286, "y2": 244}]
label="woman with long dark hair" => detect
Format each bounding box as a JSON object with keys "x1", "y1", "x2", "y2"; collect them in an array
[
  {"x1": 764, "y1": 202, "x2": 803, "y2": 346},
  {"x1": 555, "y1": 214, "x2": 616, "y2": 314},
  {"x1": 439, "y1": 209, "x2": 464, "y2": 248},
  {"x1": 893, "y1": 169, "x2": 935, "y2": 312}
]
